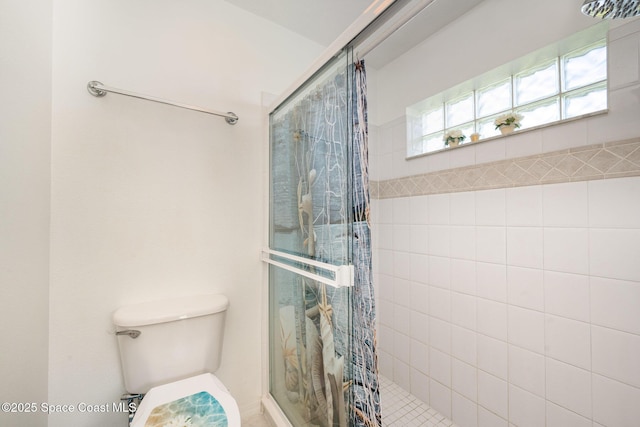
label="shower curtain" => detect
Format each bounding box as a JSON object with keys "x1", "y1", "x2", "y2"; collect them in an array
[
  {"x1": 350, "y1": 59, "x2": 381, "y2": 427},
  {"x1": 268, "y1": 52, "x2": 379, "y2": 427}
]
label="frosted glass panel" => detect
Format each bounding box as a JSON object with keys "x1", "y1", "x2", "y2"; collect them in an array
[
  {"x1": 564, "y1": 84, "x2": 607, "y2": 118},
  {"x1": 477, "y1": 79, "x2": 512, "y2": 118},
  {"x1": 563, "y1": 44, "x2": 607, "y2": 91},
  {"x1": 422, "y1": 107, "x2": 444, "y2": 134},
  {"x1": 446, "y1": 94, "x2": 473, "y2": 127},
  {"x1": 515, "y1": 60, "x2": 558, "y2": 106},
  {"x1": 517, "y1": 98, "x2": 560, "y2": 129}
]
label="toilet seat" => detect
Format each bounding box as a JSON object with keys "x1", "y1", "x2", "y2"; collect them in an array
[{"x1": 130, "y1": 373, "x2": 241, "y2": 427}]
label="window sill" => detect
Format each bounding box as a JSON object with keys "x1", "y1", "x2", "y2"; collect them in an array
[{"x1": 405, "y1": 109, "x2": 608, "y2": 161}]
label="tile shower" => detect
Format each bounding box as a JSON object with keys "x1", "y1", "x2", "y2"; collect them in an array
[{"x1": 370, "y1": 148, "x2": 640, "y2": 426}]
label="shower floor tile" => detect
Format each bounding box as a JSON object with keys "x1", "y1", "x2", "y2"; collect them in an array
[{"x1": 380, "y1": 375, "x2": 457, "y2": 427}]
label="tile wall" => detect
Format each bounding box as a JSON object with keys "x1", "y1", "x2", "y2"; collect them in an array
[{"x1": 371, "y1": 176, "x2": 640, "y2": 427}]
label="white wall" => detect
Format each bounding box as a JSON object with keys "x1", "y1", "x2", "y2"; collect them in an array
[
  {"x1": 368, "y1": 2, "x2": 640, "y2": 426},
  {"x1": 48, "y1": 1, "x2": 323, "y2": 426},
  {"x1": 0, "y1": 1, "x2": 52, "y2": 426}
]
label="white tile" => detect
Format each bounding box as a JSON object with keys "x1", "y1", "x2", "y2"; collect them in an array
[
  {"x1": 394, "y1": 277, "x2": 411, "y2": 307},
  {"x1": 544, "y1": 271, "x2": 590, "y2": 322},
  {"x1": 506, "y1": 227, "x2": 543, "y2": 269},
  {"x1": 429, "y1": 225, "x2": 451, "y2": 257},
  {"x1": 477, "y1": 334, "x2": 508, "y2": 380},
  {"x1": 394, "y1": 358, "x2": 411, "y2": 390},
  {"x1": 410, "y1": 195, "x2": 429, "y2": 225},
  {"x1": 477, "y1": 299, "x2": 508, "y2": 341},
  {"x1": 378, "y1": 273, "x2": 394, "y2": 301},
  {"x1": 475, "y1": 139, "x2": 506, "y2": 166},
  {"x1": 410, "y1": 311, "x2": 429, "y2": 344},
  {"x1": 476, "y1": 226, "x2": 506, "y2": 264},
  {"x1": 507, "y1": 266, "x2": 544, "y2": 311},
  {"x1": 394, "y1": 302, "x2": 410, "y2": 331},
  {"x1": 452, "y1": 392, "x2": 478, "y2": 427},
  {"x1": 543, "y1": 181, "x2": 588, "y2": 227},
  {"x1": 508, "y1": 345, "x2": 545, "y2": 397},
  {"x1": 411, "y1": 339, "x2": 429, "y2": 374},
  {"x1": 508, "y1": 306, "x2": 544, "y2": 354},
  {"x1": 379, "y1": 350, "x2": 393, "y2": 377},
  {"x1": 379, "y1": 325, "x2": 394, "y2": 353},
  {"x1": 410, "y1": 282, "x2": 429, "y2": 313},
  {"x1": 451, "y1": 292, "x2": 476, "y2": 331},
  {"x1": 451, "y1": 226, "x2": 476, "y2": 261},
  {"x1": 393, "y1": 224, "x2": 412, "y2": 252},
  {"x1": 411, "y1": 368, "x2": 430, "y2": 403},
  {"x1": 393, "y1": 197, "x2": 412, "y2": 224},
  {"x1": 378, "y1": 249, "x2": 394, "y2": 275},
  {"x1": 430, "y1": 347, "x2": 452, "y2": 387},
  {"x1": 591, "y1": 276, "x2": 640, "y2": 335},
  {"x1": 452, "y1": 359, "x2": 477, "y2": 401},
  {"x1": 506, "y1": 185, "x2": 543, "y2": 226},
  {"x1": 545, "y1": 314, "x2": 591, "y2": 370},
  {"x1": 476, "y1": 189, "x2": 506, "y2": 226},
  {"x1": 476, "y1": 262, "x2": 507, "y2": 302},
  {"x1": 430, "y1": 378, "x2": 452, "y2": 419},
  {"x1": 505, "y1": 130, "x2": 542, "y2": 159},
  {"x1": 545, "y1": 358, "x2": 592, "y2": 418},
  {"x1": 543, "y1": 228, "x2": 589, "y2": 275},
  {"x1": 478, "y1": 406, "x2": 508, "y2": 427},
  {"x1": 450, "y1": 192, "x2": 476, "y2": 225},
  {"x1": 430, "y1": 316, "x2": 452, "y2": 354},
  {"x1": 508, "y1": 385, "x2": 545, "y2": 427},
  {"x1": 593, "y1": 373, "x2": 640, "y2": 427},
  {"x1": 542, "y1": 118, "x2": 588, "y2": 151},
  {"x1": 477, "y1": 371, "x2": 508, "y2": 419},
  {"x1": 589, "y1": 177, "x2": 640, "y2": 228},
  {"x1": 590, "y1": 229, "x2": 640, "y2": 282},
  {"x1": 451, "y1": 325, "x2": 477, "y2": 366},
  {"x1": 451, "y1": 259, "x2": 476, "y2": 296},
  {"x1": 377, "y1": 224, "x2": 394, "y2": 250},
  {"x1": 394, "y1": 252, "x2": 412, "y2": 281},
  {"x1": 376, "y1": 198, "x2": 394, "y2": 224},
  {"x1": 429, "y1": 286, "x2": 451, "y2": 321},
  {"x1": 394, "y1": 331, "x2": 411, "y2": 364},
  {"x1": 546, "y1": 401, "x2": 592, "y2": 427},
  {"x1": 410, "y1": 224, "x2": 429, "y2": 254},
  {"x1": 410, "y1": 253, "x2": 429, "y2": 284},
  {"x1": 429, "y1": 256, "x2": 451, "y2": 289},
  {"x1": 592, "y1": 325, "x2": 640, "y2": 388},
  {"x1": 429, "y1": 194, "x2": 450, "y2": 225}
]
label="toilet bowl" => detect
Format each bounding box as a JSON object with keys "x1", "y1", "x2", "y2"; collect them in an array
[{"x1": 130, "y1": 373, "x2": 240, "y2": 427}]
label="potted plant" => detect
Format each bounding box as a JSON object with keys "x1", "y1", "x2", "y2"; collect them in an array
[
  {"x1": 494, "y1": 112, "x2": 523, "y2": 135},
  {"x1": 444, "y1": 129, "x2": 465, "y2": 147}
]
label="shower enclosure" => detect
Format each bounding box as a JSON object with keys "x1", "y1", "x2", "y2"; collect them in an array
[{"x1": 264, "y1": 46, "x2": 379, "y2": 427}]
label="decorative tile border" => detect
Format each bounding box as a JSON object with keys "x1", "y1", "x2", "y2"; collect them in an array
[{"x1": 371, "y1": 137, "x2": 640, "y2": 199}]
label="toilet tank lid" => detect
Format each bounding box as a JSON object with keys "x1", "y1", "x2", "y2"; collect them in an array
[{"x1": 113, "y1": 294, "x2": 229, "y2": 327}]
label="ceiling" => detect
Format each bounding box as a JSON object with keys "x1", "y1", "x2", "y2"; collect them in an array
[
  {"x1": 224, "y1": 0, "x2": 485, "y2": 68},
  {"x1": 223, "y1": 0, "x2": 374, "y2": 46}
]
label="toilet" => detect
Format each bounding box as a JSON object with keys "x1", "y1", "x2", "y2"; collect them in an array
[{"x1": 113, "y1": 294, "x2": 241, "y2": 427}]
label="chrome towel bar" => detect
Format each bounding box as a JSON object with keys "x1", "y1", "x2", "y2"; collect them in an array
[{"x1": 87, "y1": 81, "x2": 238, "y2": 125}]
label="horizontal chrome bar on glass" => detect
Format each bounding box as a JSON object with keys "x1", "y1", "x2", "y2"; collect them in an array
[
  {"x1": 262, "y1": 249, "x2": 354, "y2": 288},
  {"x1": 86, "y1": 81, "x2": 238, "y2": 125}
]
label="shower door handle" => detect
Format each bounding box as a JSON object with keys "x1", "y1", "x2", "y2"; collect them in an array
[{"x1": 261, "y1": 249, "x2": 354, "y2": 288}]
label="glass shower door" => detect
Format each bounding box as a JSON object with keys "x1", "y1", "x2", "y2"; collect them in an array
[{"x1": 266, "y1": 49, "x2": 354, "y2": 427}]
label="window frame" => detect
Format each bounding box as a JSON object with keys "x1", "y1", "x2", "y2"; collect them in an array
[{"x1": 407, "y1": 37, "x2": 608, "y2": 158}]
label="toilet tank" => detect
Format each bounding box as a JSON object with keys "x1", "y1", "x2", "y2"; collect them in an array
[{"x1": 113, "y1": 294, "x2": 229, "y2": 394}]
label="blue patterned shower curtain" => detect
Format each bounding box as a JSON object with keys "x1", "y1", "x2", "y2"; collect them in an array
[
  {"x1": 350, "y1": 59, "x2": 381, "y2": 427},
  {"x1": 268, "y1": 52, "x2": 379, "y2": 427}
]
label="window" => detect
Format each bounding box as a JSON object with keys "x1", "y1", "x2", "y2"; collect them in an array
[{"x1": 407, "y1": 37, "x2": 607, "y2": 158}]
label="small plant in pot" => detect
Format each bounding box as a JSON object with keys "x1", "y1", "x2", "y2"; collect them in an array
[
  {"x1": 494, "y1": 112, "x2": 523, "y2": 135},
  {"x1": 444, "y1": 129, "x2": 465, "y2": 147}
]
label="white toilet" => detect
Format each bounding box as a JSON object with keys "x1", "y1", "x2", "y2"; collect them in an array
[{"x1": 113, "y1": 294, "x2": 241, "y2": 427}]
